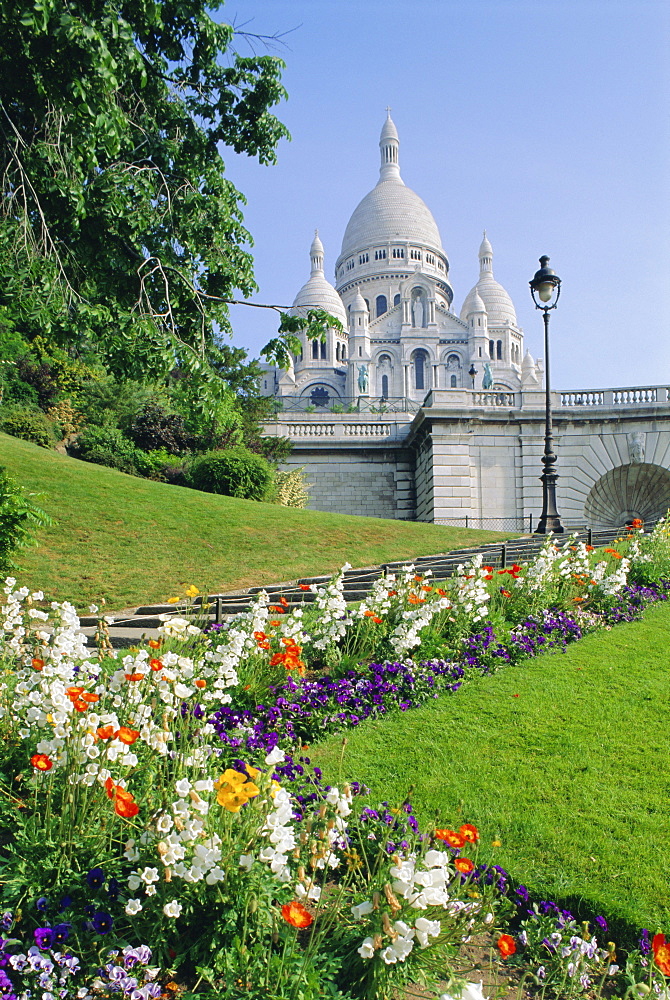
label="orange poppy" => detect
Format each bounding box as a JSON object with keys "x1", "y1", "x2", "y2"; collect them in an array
[
  {"x1": 269, "y1": 620, "x2": 281, "y2": 627},
  {"x1": 194, "y1": 679, "x2": 207, "y2": 689},
  {"x1": 497, "y1": 934, "x2": 516, "y2": 959},
  {"x1": 66, "y1": 686, "x2": 84, "y2": 699},
  {"x1": 114, "y1": 791, "x2": 139, "y2": 819},
  {"x1": 437, "y1": 588, "x2": 447, "y2": 597},
  {"x1": 421, "y1": 585, "x2": 433, "y2": 592},
  {"x1": 150, "y1": 659, "x2": 163, "y2": 672},
  {"x1": 31, "y1": 657, "x2": 44, "y2": 671},
  {"x1": 459, "y1": 823, "x2": 480, "y2": 843},
  {"x1": 269, "y1": 606, "x2": 285, "y2": 614},
  {"x1": 387, "y1": 589, "x2": 398, "y2": 597},
  {"x1": 373, "y1": 617, "x2": 383, "y2": 624},
  {"x1": 435, "y1": 829, "x2": 465, "y2": 849},
  {"x1": 82, "y1": 692, "x2": 99, "y2": 703},
  {"x1": 148, "y1": 639, "x2": 161, "y2": 649},
  {"x1": 407, "y1": 594, "x2": 425, "y2": 605},
  {"x1": 454, "y1": 857, "x2": 474, "y2": 874},
  {"x1": 117, "y1": 726, "x2": 140, "y2": 745},
  {"x1": 299, "y1": 584, "x2": 311, "y2": 591},
  {"x1": 363, "y1": 610, "x2": 376, "y2": 617},
  {"x1": 96, "y1": 725, "x2": 118, "y2": 741},
  {"x1": 30, "y1": 753, "x2": 53, "y2": 771},
  {"x1": 125, "y1": 673, "x2": 144, "y2": 682},
  {"x1": 500, "y1": 589, "x2": 512, "y2": 599},
  {"x1": 653, "y1": 934, "x2": 670, "y2": 976},
  {"x1": 281, "y1": 901, "x2": 313, "y2": 928}
]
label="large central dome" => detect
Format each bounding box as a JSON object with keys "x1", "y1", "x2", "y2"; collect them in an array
[{"x1": 339, "y1": 112, "x2": 443, "y2": 260}]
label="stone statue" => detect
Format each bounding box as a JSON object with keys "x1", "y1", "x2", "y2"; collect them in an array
[
  {"x1": 627, "y1": 431, "x2": 646, "y2": 464},
  {"x1": 357, "y1": 364, "x2": 369, "y2": 394},
  {"x1": 412, "y1": 294, "x2": 424, "y2": 329},
  {"x1": 482, "y1": 363, "x2": 493, "y2": 390}
]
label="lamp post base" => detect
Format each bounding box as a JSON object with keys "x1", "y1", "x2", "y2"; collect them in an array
[{"x1": 534, "y1": 515, "x2": 564, "y2": 535}]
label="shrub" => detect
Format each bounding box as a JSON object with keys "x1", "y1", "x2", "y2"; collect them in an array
[
  {"x1": 186, "y1": 447, "x2": 275, "y2": 501},
  {"x1": 274, "y1": 466, "x2": 310, "y2": 508},
  {"x1": 0, "y1": 405, "x2": 55, "y2": 448},
  {"x1": 127, "y1": 402, "x2": 195, "y2": 454},
  {"x1": 0, "y1": 466, "x2": 51, "y2": 574},
  {"x1": 70, "y1": 425, "x2": 147, "y2": 475}
]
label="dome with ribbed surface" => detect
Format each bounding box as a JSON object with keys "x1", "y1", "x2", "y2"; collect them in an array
[
  {"x1": 341, "y1": 182, "x2": 442, "y2": 258},
  {"x1": 460, "y1": 233, "x2": 516, "y2": 325},
  {"x1": 293, "y1": 234, "x2": 347, "y2": 325}
]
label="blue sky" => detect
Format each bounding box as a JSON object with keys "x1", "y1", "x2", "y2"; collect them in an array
[{"x1": 222, "y1": 0, "x2": 669, "y2": 391}]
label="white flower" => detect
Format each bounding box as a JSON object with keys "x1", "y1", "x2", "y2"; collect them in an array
[
  {"x1": 265, "y1": 746, "x2": 285, "y2": 766},
  {"x1": 239, "y1": 854, "x2": 254, "y2": 870},
  {"x1": 140, "y1": 867, "x2": 159, "y2": 884},
  {"x1": 440, "y1": 983, "x2": 488, "y2": 1000},
  {"x1": 163, "y1": 901, "x2": 182, "y2": 918},
  {"x1": 125, "y1": 899, "x2": 143, "y2": 916},
  {"x1": 357, "y1": 937, "x2": 375, "y2": 960},
  {"x1": 351, "y1": 900, "x2": 374, "y2": 920},
  {"x1": 174, "y1": 778, "x2": 191, "y2": 798}
]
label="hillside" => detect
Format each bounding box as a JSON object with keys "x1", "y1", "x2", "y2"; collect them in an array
[{"x1": 0, "y1": 434, "x2": 510, "y2": 611}]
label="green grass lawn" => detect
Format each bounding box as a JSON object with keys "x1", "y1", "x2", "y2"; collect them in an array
[
  {"x1": 0, "y1": 433, "x2": 509, "y2": 610},
  {"x1": 310, "y1": 601, "x2": 670, "y2": 940}
]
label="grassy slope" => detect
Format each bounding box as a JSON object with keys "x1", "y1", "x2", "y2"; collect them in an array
[
  {"x1": 0, "y1": 433, "x2": 509, "y2": 611},
  {"x1": 310, "y1": 601, "x2": 670, "y2": 935}
]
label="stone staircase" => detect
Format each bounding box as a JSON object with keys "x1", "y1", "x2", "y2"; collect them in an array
[{"x1": 77, "y1": 524, "x2": 634, "y2": 649}]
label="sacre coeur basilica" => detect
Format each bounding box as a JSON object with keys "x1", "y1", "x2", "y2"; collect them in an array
[{"x1": 260, "y1": 112, "x2": 670, "y2": 529}]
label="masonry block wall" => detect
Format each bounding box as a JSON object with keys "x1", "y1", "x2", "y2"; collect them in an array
[{"x1": 279, "y1": 447, "x2": 416, "y2": 519}]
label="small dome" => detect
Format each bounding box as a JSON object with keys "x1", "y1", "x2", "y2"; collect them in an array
[
  {"x1": 460, "y1": 235, "x2": 517, "y2": 325},
  {"x1": 380, "y1": 109, "x2": 399, "y2": 143},
  {"x1": 351, "y1": 287, "x2": 368, "y2": 312},
  {"x1": 461, "y1": 287, "x2": 487, "y2": 317},
  {"x1": 293, "y1": 236, "x2": 347, "y2": 325}
]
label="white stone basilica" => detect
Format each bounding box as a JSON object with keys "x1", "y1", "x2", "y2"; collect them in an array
[
  {"x1": 261, "y1": 111, "x2": 543, "y2": 407},
  {"x1": 260, "y1": 113, "x2": 670, "y2": 529}
]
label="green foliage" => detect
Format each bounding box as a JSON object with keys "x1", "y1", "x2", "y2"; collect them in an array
[
  {"x1": 70, "y1": 424, "x2": 149, "y2": 475},
  {"x1": 127, "y1": 402, "x2": 196, "y2": 455},
  {"x1": 0, "y1": 466, "x2": 51, "y2": 573},
  {"x1": 187, "y1": 447, "x2": 275, "y2": 501},
  {"x1": 0, "y1": 405, "x2": 55, "y2": 448},
  {"x1": 0, "y1": 0, "x2": 289, "y2": 396},
  {"x1": 74, "y1": 376, "x2": 162, "y2": 431}
]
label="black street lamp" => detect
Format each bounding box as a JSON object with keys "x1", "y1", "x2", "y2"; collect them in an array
[
  {"x1": 529, "y1": 255, "x2": 564, "y2": 535},
  {"x1": 468, "y1": 364, "x2": 477, "y2": 390}
]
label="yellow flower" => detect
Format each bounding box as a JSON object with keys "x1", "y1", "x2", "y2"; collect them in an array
[
  {"x1": 492, "y1": 839, "x2": 502, "y2": 847},
  {"x1": 214, "y1": 768, "x2": 260, "y2": 812},
  {"x1": 185, "y1": 585, "x2": 200, "y2": 598},
  {"x1": 167, "y1": 597, "x2": 180, "y2": 605}
]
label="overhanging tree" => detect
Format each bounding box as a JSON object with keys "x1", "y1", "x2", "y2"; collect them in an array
[{"x1": 0, "y1": 0, "x2": 334, "y2": 402}]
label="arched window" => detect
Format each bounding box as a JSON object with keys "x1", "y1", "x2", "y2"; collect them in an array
[
  {"x1": 414, "y1": 351, "x2": 426, "y2": 391},
  {"x1": 450, "y1": 375, "x2": 457, "y2": 388},
  {"x1": 320, "y1": 339, "x2": 327, "y2": 360},
  {"x1": 489, "y1": 340, "x2": 494, "y2": 359},
  {"x1": 312, "y1": 339, "x2": 319, "y2": 360},
  {"x1": 381, "y1": 374, "x2": 389, "y2": 399},
  {"x1": 310, "y1": 386, "x2": 330, "y2": 407},
  {"x1": 496, "y1": 340, "x2": 502, "y2": 360},
  {"x1": 336, "y1": 343, "x2": 340, "y2": 362},
  {"x1": 376, "y1": 295, "x2": 387, "y2": 318},
  {"x1": 341, "y1": 345, "x2": 346, "y2": 360},
  {"x1": 393, "y1": 293, "x2": 400, "y2": 307}
]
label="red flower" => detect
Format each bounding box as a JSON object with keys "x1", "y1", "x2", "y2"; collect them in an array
[
  {"x1": 30, "y1": 753, "x2": 53, "y2": 771},
  {"x1": 299, "y1": 584, "x2": 311, "y2": 591},
  {"x1": 459, "y1": 823, "x2": 479, "y2": 843},
  {"x1": 31, "y1": 657, "x2": 44, "y2": 671},
  {"x1": 96, "y1": 725, "x2": 118, "y2": 741},
  {"x1": 653, "y1": 934, "x2": 670, "y2": 976},
  {"x1": 500, "y1": 589, "x2": 512, "y2": 598},
  {"x1": 150, "y1": 659, "x2": 163, "y2": 672},
  {"x1": 114, "y1": 790, "x2": 139, "y2": 818},
  {"x1": 269, "y1": 606, "x2": 285, "y2": 614},
  {"x1": 281, "y1": 901, "x2": 313, "y2": 928},
  {"x1": 497, "y1": 934, "x2": 516, "y2": 959},
  {"x1": 195, "y1": 678, "x2": 207, "y2": 689},
  {"x1": 148, "y1": 639, "x2": 161, "y2": 649},
  {"x1": 117, "y1": 726, "x2": 140, "y2": 746},
  {"x1": 435, "y1": 829, "x2": 465, "y2": 849},
  {"x1": 454, "y1": 857, "x2": 474, "y2": 874},
  {"x1": 372, "y1": 617, "x2": 383, "y2": 624},
  {"x1": 124, "y1": 672, "x2": 144, "y2": 682}
]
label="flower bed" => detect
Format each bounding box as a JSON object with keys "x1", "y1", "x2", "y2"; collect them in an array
[{"x1": 0, "y1": 518, "x2": 670, "y2": 999}]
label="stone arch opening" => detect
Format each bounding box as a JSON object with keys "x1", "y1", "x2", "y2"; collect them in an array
[{"x1": 584, "y1": 463, "x2": 670, "y2": 528}]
